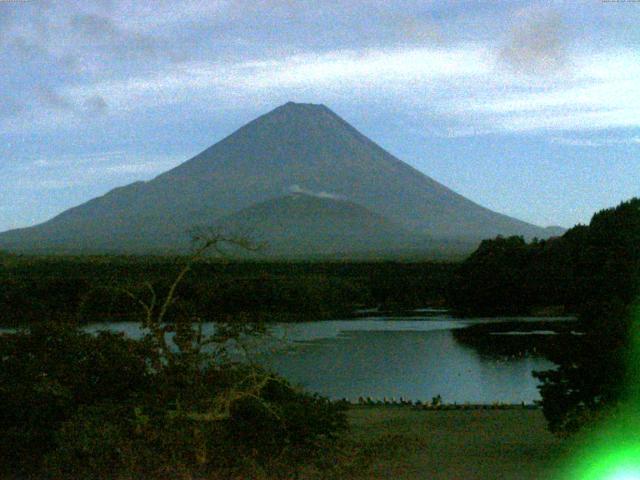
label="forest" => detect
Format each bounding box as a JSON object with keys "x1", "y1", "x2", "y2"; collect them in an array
[
  {"x1": 0, "y1": 257, "x2": 453, "y2": 327},
  {"x1": 446, "y1": 198, "x2": 640, "y2": 320},
  {"x1": 449, "y1": 198, "x2": 640, "y2": 434}
]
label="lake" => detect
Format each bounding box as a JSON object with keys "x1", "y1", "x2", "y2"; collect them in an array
[{"x1": 81, "y1": 314, "x2": 571, "y2": 404}]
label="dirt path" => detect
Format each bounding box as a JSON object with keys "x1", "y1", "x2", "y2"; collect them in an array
[{"x1": 344, "y1": 407, "x2": 568, "y2": 480}]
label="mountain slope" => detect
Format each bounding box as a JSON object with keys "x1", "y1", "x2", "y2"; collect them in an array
[
  {"x1": 213, "y1": 193, "x2": 433, "y2": 257},
  {"x1": 0, "y1": 102, "x2": 561, "y2": 255}
]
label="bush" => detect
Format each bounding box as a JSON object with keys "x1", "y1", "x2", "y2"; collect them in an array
[
  {"x1": 0, "y1": 322, "x2": 151, "y2": 477},
  {"x1": 0, "y1": 321, "x2": 347, "y2": 479}
]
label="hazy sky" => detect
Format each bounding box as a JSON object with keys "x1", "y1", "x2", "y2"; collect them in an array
[{"x1": 1, "y1": 0, "x2": 639, "y2": 232}]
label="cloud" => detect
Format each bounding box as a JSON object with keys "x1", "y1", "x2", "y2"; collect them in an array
[
  {"x1": 31, "y1": 151, "x2": 128, "y2": 168},
  {"x1": 68, "y1": 13, "x2": 174, "y2": 61},
  {"x1": 69, "y1": 13, "x2": 122, "y2": 40},
  {"x1": 499, "y1": 7, "x2": 569, "y2": 76},
  {"x1": 2, "y1": 1, "x2": 640, "y2": 137},
  {"x1": 2, "y1": 3, "x2": 183, "y2": 86},
  {"x1": 10, "y1": 152, "x2": 182, "y2": 190},
  {"x1": 52, "y1": 43, "x2": 640, "y2": 134},
  {"x1": 390, "y1": 15, "x2": 443, "y2": 45},
  {"x1": 36, "y1": 86, "x2": 74, "y2": 111},
  {"x1": 550, "y1": 136, "x2": 640, "y2": 147},
  {"x1": 83, "y1": 95, "x2": 108, "y2": 115},
  {"x1": 62, "y1": 46, "x2": 491, "y2": 112},
  {"x1": 2, "y1": 2, "x2": 80, "y2": 71},
  {"x1": 33, "y1": 86, "x2": 108, "y2": 117},
  {"x1": 289, "y1": 185, "x2": 343, "y2": 200},
  {"x1": 107, "y1": 0, "x2": 227, "y2": 30}
]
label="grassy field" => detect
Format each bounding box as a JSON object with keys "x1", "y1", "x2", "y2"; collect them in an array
[{"x1": 336, "y1": 406, "x2": 567, "y2": 480}]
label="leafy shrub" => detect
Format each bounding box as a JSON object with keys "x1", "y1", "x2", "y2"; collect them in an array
[
  {"x1": 0, "y1": 322, "x2": 151, "y2": 477},
  {"x1": 0, "y1": 321, "x2": 347, "y2": 479}
]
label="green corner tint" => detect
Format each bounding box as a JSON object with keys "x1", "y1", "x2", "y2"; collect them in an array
[{"x1": 560, "y1": 306, "x2": 640, "y2": 480}]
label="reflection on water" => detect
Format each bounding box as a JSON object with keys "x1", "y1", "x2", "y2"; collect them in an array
[
  {"x1": 260, "y1": 324, "x2": 553, "y2": 404},
  {"x1": 5, "y1": 316, "x2": 561, "y2": 404}
]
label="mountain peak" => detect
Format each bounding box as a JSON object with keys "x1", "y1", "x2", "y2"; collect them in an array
[
  {"x1": 280, "y1": 101, "x2": 328, "y2": 109},
  {"x1": 271, "y1": 101, "x2": 333, "y2": 117}
]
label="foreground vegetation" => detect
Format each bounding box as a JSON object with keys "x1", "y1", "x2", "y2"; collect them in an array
[{"x1": 0, "y1": 320, "x2": 348, "y2": 479}]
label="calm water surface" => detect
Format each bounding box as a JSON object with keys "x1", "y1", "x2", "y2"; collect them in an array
[{"x1": 82, "y1": 315, "x2": 564, "y2": 404}]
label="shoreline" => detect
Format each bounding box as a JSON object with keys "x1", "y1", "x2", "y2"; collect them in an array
[{"x1": 346, "y1": 401, "x2": 541, "y2": 410}]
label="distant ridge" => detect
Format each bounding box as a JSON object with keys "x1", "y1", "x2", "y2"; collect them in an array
[
  {"x1": 214, "y1": 193, "x2": 430, "y2": 257},
  {"x1": 0, "y1": 102, "x2": 563, "y2": 257}
]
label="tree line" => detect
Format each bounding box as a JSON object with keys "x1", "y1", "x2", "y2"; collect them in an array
[
  {"x1": 448, "y1": 198, "x2": 640, "y2": 433},
  {"x1": 0, "y1": 259, "x2": 453, "y2": 326}
]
